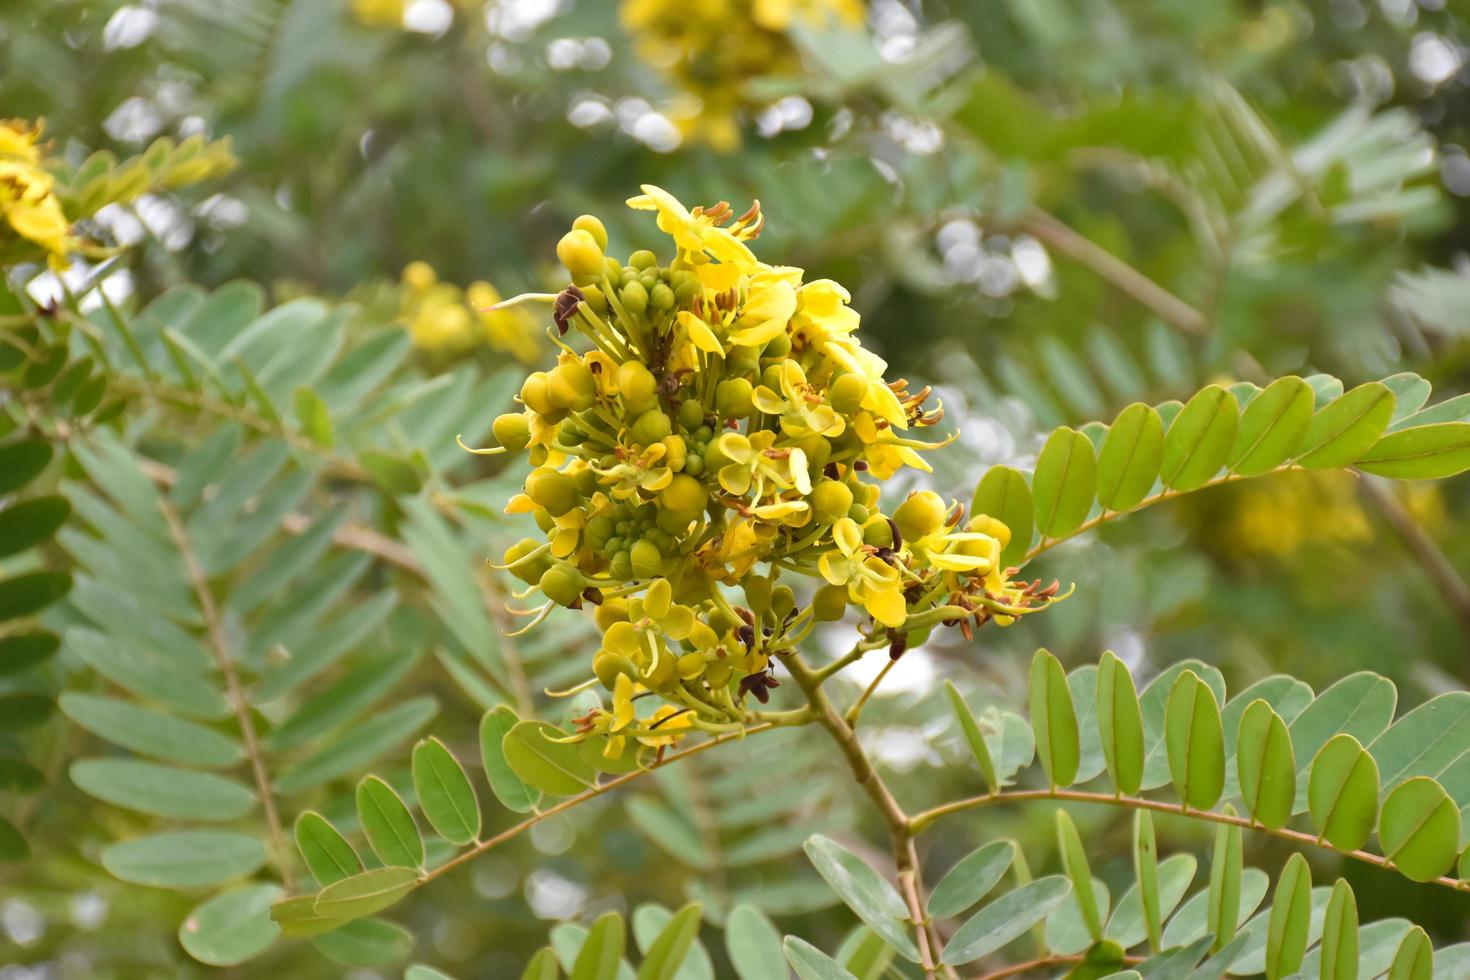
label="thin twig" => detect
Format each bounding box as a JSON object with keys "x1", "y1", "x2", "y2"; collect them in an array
[
  {"x1": 159, "y1": 499, "x2": 292, "y2": 881},
  {"x1": 1021, "y1": 210, "x2": 1208, "y2": 336},
  {"x1": 909, "y1": 788, "x2": 1470, "y2": 894},
  {"x1": 845, "y1": 656, "x2": 899, "y2": 727},
  {"x1": 970, "y1": 953, "x2": 1143, "y2": 980}
]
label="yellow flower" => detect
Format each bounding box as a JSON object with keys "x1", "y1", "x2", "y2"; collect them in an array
[
  {"x1": 0, "y1": 119, "x2": 74, "y2": 264},
  {"x1": 352, "y1": 0, "x2": 404, "y2": 27},
  {"x1": 818, "y1": 518, "x2": 908, "y2": 628},
  {"x1": 626, "y1": 184, "x2": 759, "y2": 269},
  {"x1": 751, "y1": 360, "x2": 845, "y2": 438}
]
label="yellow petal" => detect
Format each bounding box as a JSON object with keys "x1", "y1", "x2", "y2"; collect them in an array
[
  {"x1": 832, "y1": 517, "x2": 862, "y2": 555},
  {"x1": 864, "y1": 586, "x2": 908, "y2": 628},
  {"x1": 818, "y1": 551, "x2": 850, "y2": 586},
  {"x1": 603, "y1": 621, "x2": 642, "y2": 656},
  {"x1": 678, "y1": 310, "x2": 725, "y2": 354},
  {"x1": 644, "y1": 579, "x2": 672, "y2": 619}
]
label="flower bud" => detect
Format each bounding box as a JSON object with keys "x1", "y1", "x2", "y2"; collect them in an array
[
  {"x1": 572, "y1": 214, "x2": 608, "y2": 250},
  {"x1": 503, "y1": 537, "x2": 549, "y2": 585},
  {"x1": 813, "y1": 584, "x2": 849, "y2": 621},
  {"x1": 771, "y1": 584, "x2": 796, "y2": 618},
  {"x1": 525, "y1": 468, "x2": 578, "y2": 517},
  {"x1": 628, "y1": 249, "x2": 657, "y2": 269},
  {"x1": 715, "y1": 377, "x2": 755, "y2": 419},
  {"x1": 662, "y1": 435, "x2": 688, "y2": 472},
  {"x1": 744, "y1": 578, "x2": 772, "y2": 614},
  {"x1": 520, "y1": 371, "x2": 557, "y2": 416},
  {"x1": 492, "y1": 412, "x2": 531, "y2": 452},
  {"x1": 617, "y1": 361, "x2": 659, "y2": 414},
  {"x1": 620, "y1": 280, "x2": 649, "y2": 315},
  {"x1": 630, "y1": 409, "x2": 672, "y2": 446},
  {"x1": 650, "y1": 282, "x2": 675, "y2": 311},
  {"x1": 539, "y1": 565, "x2": 585, "y2": 606},
  {"x1": 811, "y1": 480, "x2": 854, "y2": 524},
  {"x1": 829, "y1": 373, "x2": 868, "y2": 415},
  {"x1": 660, "y1": 473, "x2": 707, "y2": 516},
  {"x1": 593, "y1": 652, "x2": 637, "y2": 690},
  {"x1": 547, "y1": 360, "x2": 596, "y2": 412},
  {"x1": 677, "y1": 398, "x2": 706, "y2": 431},
  {"x1": 557, "y1": 229, "x2": 605, "y2": 278},
  {"x1": 894, "y1": 490, "x2": 946, "y2": 542},
  {"x1": 863, "y1": 518, "x2": 894, "y2": 548},
  {"x1": 630, "y1": 539, "x2": 663, "y2": 578}
]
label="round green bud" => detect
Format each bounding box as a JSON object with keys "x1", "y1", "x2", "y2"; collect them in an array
[
  {"x1": 610, "y1": 550, "x2": 633, "y2": 579},
  {"x1": 573, "y1": 467, "x2": 598, "y2": 497},
  {"x1": 744, "y1": 577, "x2": 773, "y2": 614},
  {"x1": 715, "y1": 377, "x2": 755, "y2": 419},
  {"x1": 863, "y1": 519, "x2": 895, "y2": 548},
  {"x1": 829, "y1": 373, "x2": 869, "y2": 415},
  {"x1": 771, "y1": 584, "x2": 796, "y2": 618},
  {"x1": 525, "y1": 468, "x2": 578, "y2": 517},
  {"x1": 628, "y1": 249, "x2": 657, "y2": 269},
  {"x1": 533, "y1": 508, "x2": 556, "y2": 533},
  {"x1": 620, "y1": 280, "x2": 649, "y2": 315},
  {"x1": 894, "y1": 490, "x2": 947, "y2": 543},
  {"x1": 556, "y1": 229, "x2": 604, "y2": 278},
  {"x1": 645, "y1": 650, "x2": 677, "y2": 691},
  {"x1": 674, "y1": 278, "x2": 701, "y2": 304},
  {"x1": 811, "y1": 480, "x2": 854, "y2": 524},
  {"x1": 604, "y1": 256, "x2": 623, "y2": 280},
  {"x1": 677, "y1": 398, "x2": 705, "y2": 431},
  {"x1": 813, "y1": 584, "x2": 849, "y2": 622},
  {"x1": 630, "y1": 409, "x2": 672, "y2": 446},
  {"x1": 520, "y1": 371, "x2": 557, "y2": 416},
  {"x1": 616, "y1": 361, "x2": 659, "y2": 414},
  {"x1": 581, "y1": 283, "x2": 608, "y2": 314},
  {"x1": 660, "y1": 473, "x2": 708, "y2": 516},
  {"x1": 629, "y1": 539, "x2": 663, "y2": 578},
  {"x1": 528, "y1": 445, "x2": 549, "y2": 467},
  {"x1": 728, "y1": 347, "x2": 760, "y2": 375},
  {"x1": 539, "y1": 566, "x2": 585, "y2": 606},
  {"x1": 639, "y1": 273, "x2": 658, "y2": 293},
  {"x1": 683, "y1": 455, "x2": 705, "y2": 477},
  {"x1": 763, "y1": 332, "x2": 792, "y2": 358},
  {"x1": 503, "y1": 537, "x2": 548, "y2": 585},
  {"x1": 848, "y1": 503, "x2": 870, "y2": 524},
  {"x1": 547, "y1": 360, "x2": 596, "y2": 412},
  {"x1": 492, "y1": 412, "x2": 531, "y2": 452},
  {"x1": 593, "y1": 653, "x2": 637, "y2": 690},
  {"x1": 572, "y1": 214, "x2": 608, "y2": 250},
  {"x1": 795, "y1": 434, "x2": 831, "y2": 471},
  {"x1": 586, "y1": 516, "x2": 615, "y2": 545},
  {"x1": 760, "y1": 363, "x2": 784, "y2": 391},
  {"x1": 650, "y1": 282, "x2": 675, "y2": 311}
]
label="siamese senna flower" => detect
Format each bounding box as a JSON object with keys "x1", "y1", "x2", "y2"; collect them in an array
[
  {"x1": 478, "y1": 184, "x2": 1062, "y2": 759},
  {"x1": 0, "y1": 120, "x2": 76, "y2": 266}
]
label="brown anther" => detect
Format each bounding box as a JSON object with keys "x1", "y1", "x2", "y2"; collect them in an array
[
  {"x1": 553, "y1": 285, "x2": 585, "y2": 336},
  {"x1": 853, "y1": 459, "x2": 869, "y2": 471},
  {"x1": 581, "y1": 587, "x2": 604, "y2": 605},
  {"x1": 888, "y1": 631, "x2": 908, "y2": 661},
  {"x1": 887, "y1": 517, "x2": 903, "y2": 549}
]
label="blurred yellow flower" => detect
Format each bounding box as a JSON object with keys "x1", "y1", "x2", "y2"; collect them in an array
[
  {"x1": 352, "y1": 0, "x2": 404, "y2": 27},
  {"x1": 399, "y1": 262, "x2": 541, "y2": 362},
  {"x1": 0, "y1": 119, "x2": 75, "y2": 265}
]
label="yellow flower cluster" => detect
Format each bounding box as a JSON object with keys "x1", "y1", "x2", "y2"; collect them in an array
[
  {"x1": 619, "y1": 0, "x2": 864, "y2": 150},
  {"x1": 351, "y1": 0, "x2": 405, "y2": 28},
  {"x1": 400, "y1": 261, "x2": 541, "y2": 363},
  {"x1": 479, "y1": 186, "x2": 1059, "y2": 756},
  {"x1": 0, "y1": 120, "x2": 76, "y2": 266}
]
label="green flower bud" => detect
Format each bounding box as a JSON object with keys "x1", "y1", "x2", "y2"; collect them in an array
[
  {"x1": 593, "y1": 652, "x2": 637, "y2": 690},
  {"x1": 771, "y1": 584, "x2": 796, "y2": 618},
  {"x1": 651, "y1": 282, "x2": 675, "y2": 311},
  {"x1": 630, "y1": 539, "x2": 663, "y2": 578},
  {"x1": 813, "y1": 584, "x2": 849, "y2": 621},
  {"x1": 630, "y1": 409, "x2": 672, "y2": 446},
  {"x1": 674, "y1": 278, "x2": 701, "y2": 304},
  {"x1": 628, "y1": 249, "x2": 657, "y2": 269},
  {"x1": 572, "y1": 214, "x2": 608, "y2": 249},
  {"x1": 547, "y1": 360, "x2": 596, "y2": 412},
  {"x1": 660, "y1": 473, "x2": 707, "y2": 516},
  {"x1": 610, "y1": 550, "x2": 633, "y2": 579},
  {"x1": 503, "y1": 537, "x2": 548, "y2": 585},
  {"x1": 586, "y1": 516, "x2": 615, "y2": 546},
  {"x1": 744, "y1": 577, "x2": 772, "y2": 614},
  {"x1": 863, "y1": 519, "x2": 895, "y2": 548},
  {"x1": 715, "y1": 377, "x2": 755, "y2": 419},
  {"x1": 763, "y1": 331, "x2": 792, "y2": 358},
  {"x1": 709, "y1": 606, "x2": 740, "y2": 634},
  {"x1": 556, "y1": 229, "x2": 604, "y2": 278},
  {"x1": 540, "y1": 565, "x2": 585, "y2": 606},
  {"x1": 677, "y1": 398, "x2": 706, "y2": 431},
  {"x1": 795, "y1": 434, "x2": 831, "y2": 472},
  {"x1": 829, "y1": 373, "x2": 869, "y2": 415},
  {"x1": 520, "y1": 371, "x2": 557, "y2": 416},
  {"x1": 811, "y1": 480, "x2": 854, "y2": 524},
  {"x1": 894, "y1": 490, "x2": 947, "y2": 542},
  {"x1": 705, "y1": 660, "x2": 733, "y2": 687},
  {"x1": 848, "y1": 502, "x2": 870, "y2": 524},
  {"x1": 492, "y1": 412, "x2": 531, "y2": 452},
  {"x1": 534, "y1": 508, "x2": 556, "y2": 533},
  {"x1": 683, "y1": 455, "x2": 705, "y2": 477},
  {"x1": 525, "y1": 468, "x2": 578, "y2": 517},
  {"x1": 728, "y1": 347, "x2": 760, "y2": 375},
  {"x1": 617, "y1": 361, "x2": 659, "y2": 414},
  {"x1": 581, "y1": 283, "x2": 608, "y2": 314},
  {"x1": 620, "y1": 280, "x2": 649, "y2": 315},
  {"x1": 760, "y1": 363, "x2": 784, "y2": 390}
]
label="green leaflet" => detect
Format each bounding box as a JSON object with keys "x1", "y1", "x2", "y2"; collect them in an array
[
  {"x1": 1357, "y1": 422, "x2": 1470, "y2": 479},
  {"x1": 636, "y1": 902, "x2": 702, "y2": 980},
  {"x1": 310, "y1": 917, "x2": 414, "y2": 967},
  {"x1": 1320, "y1": 880, "x2": 1359, "y2": 980},
  {"x1": 294, "y1": 811, "x2": 362, "y2": 887},
  {"x1": 502, "y1": 720, "x2": 597, "y2": 797},
  {"x1": 1307, "y1": 734, "x2": 1380, "y2": 852},
  {"x1": 1105, "y1": 852, "x2": 1195, "y2": 952},
  {"x1": 101, "y1": 830, "x2": 265, "y2": 888},
  {"x1": 1230, "y1": 375, "x2": 1314, "y2": 476},
  {"x1": 58, "y1": 692, "x2": 242, "y2": 768},
  {"x1": 1096, "y1": 650, "x2": 1145, "y2": 795},
  {"x1": 521, "y1": 948, "x2": 561, "y2": 980},
  {"x1": 1028, "y1": 649, "x2": 1079, "y2": 787},
  {"x1": 1055, "y1": 810, "x2": 1103, "y2": 940},
  {"x1": 1295, "y1": 381, "x2": 1395, "y2": 468},
  {"x1": 971, "y1": 464, "x2": 1033, "y2": 566},
  {"x1": 1235, "y1": 699, "x2": 1295, "y2": 831},
  {"x1": 1160, "y1": 384, "x2": 1238, "y2": 491},
  {"x1": 1379, "y1": 777, "x2": 1461, "y2": 882},
  {"x1": 481, "y1": 707, "x2": 541, "y2": 812},
  {"x1": 69, "y1": 758, "x2": 255, "y2": 821},
  {"x1": 1164, "y1": 670, "x2": 1225, "y2": 811},
  {"x1": 928, "y1": 840, "x2": 1015, "y2": 919},
  {"x1": 411, "y1": 736, "x2": 481, "y2": 846},
  {"x1": 802, "y1": 836, "x2": 919, "y2": 963},
  {"x1": 1133, "y1": 810, "x2": 1164, "y2": 953},
  {"x1": 1388, "y1": 926, "x2": 1434, "y2": 980},
  {"x1": 178, "y1": 884, "x2": 282, "y2": 967},
  {"x1": 941, "y1": 876, "x2": 1072, "y2": 966},
  {"x1": 1264, "y1": 853, "x2": 1311, "y2": 980},
  {"x1": 1032, "y1": 427, "x2": 1096, "y2": 538},
  {"x1": 783, "y1": 937, "x2": 858, "y2": 980},
  {"x1": 572, "y1": 912, "x2": 625, "y2": 980},
  {"x1": 356, "y1": 776, "x2": 425, "y2": 869},
  {"x1": 311, "y1": 867, "x2": 421, "y2": 922},
  {"x1": 1206, "y1": 812, "x2": 1242, "y2": 952},
  {"x1": 725, "y1": 905, "x2": 786, "y2": 980},
  {"x1": 943, "y1": 681, "x2": 998, "y2": 793},
  {"x1": 1096, "y1": 402, "x2": 1164, "y2": 511}
]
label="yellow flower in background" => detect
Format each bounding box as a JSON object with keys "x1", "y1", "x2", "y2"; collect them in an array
[
  {"x1": 0, "y1": 119, "x2": 75, "y2": 265},
  {"x1": 619, "y1": 0, "x2": 864, "y2": 150},
  {"x1": 399, "y1": 262, "x2": 541, "y2": 362},
  {"x1": 352, "y1": 0, "x2": 405, "y2": 27}
]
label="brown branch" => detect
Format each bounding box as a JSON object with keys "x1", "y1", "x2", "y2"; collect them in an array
[
  {"x1": 1021, "y1": 210, "x2": 1208, "y2": 336},
  {"x1": 159, "y1": 499, "x2": 291, "y2": 881},
  {"x1": 909, "y1": 788, "x2": 1469, "y2": 894},
  {"x1": 970, "y1": 954, "x2": 1143, "y2": 980}
]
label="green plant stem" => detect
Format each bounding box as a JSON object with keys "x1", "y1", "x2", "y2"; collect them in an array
[
  {"x1": 970, "y1": 953, "x2": 1143, "y2": 979},
  {"x1": 781, "y1": 651, "x2": 955, "y2": 979},
  {"x1": 159, "y1": 499, "x2": 292, "y2": 883},
  {"x1": 909, "y1": 788, "x2": 1467, "y2": 893},
  {"x1": 812, "y1": 635, "x2": 886, "y2": 683},
  {"x1": 845, "y1": 657, "x2": 899, "y2": 727}
]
